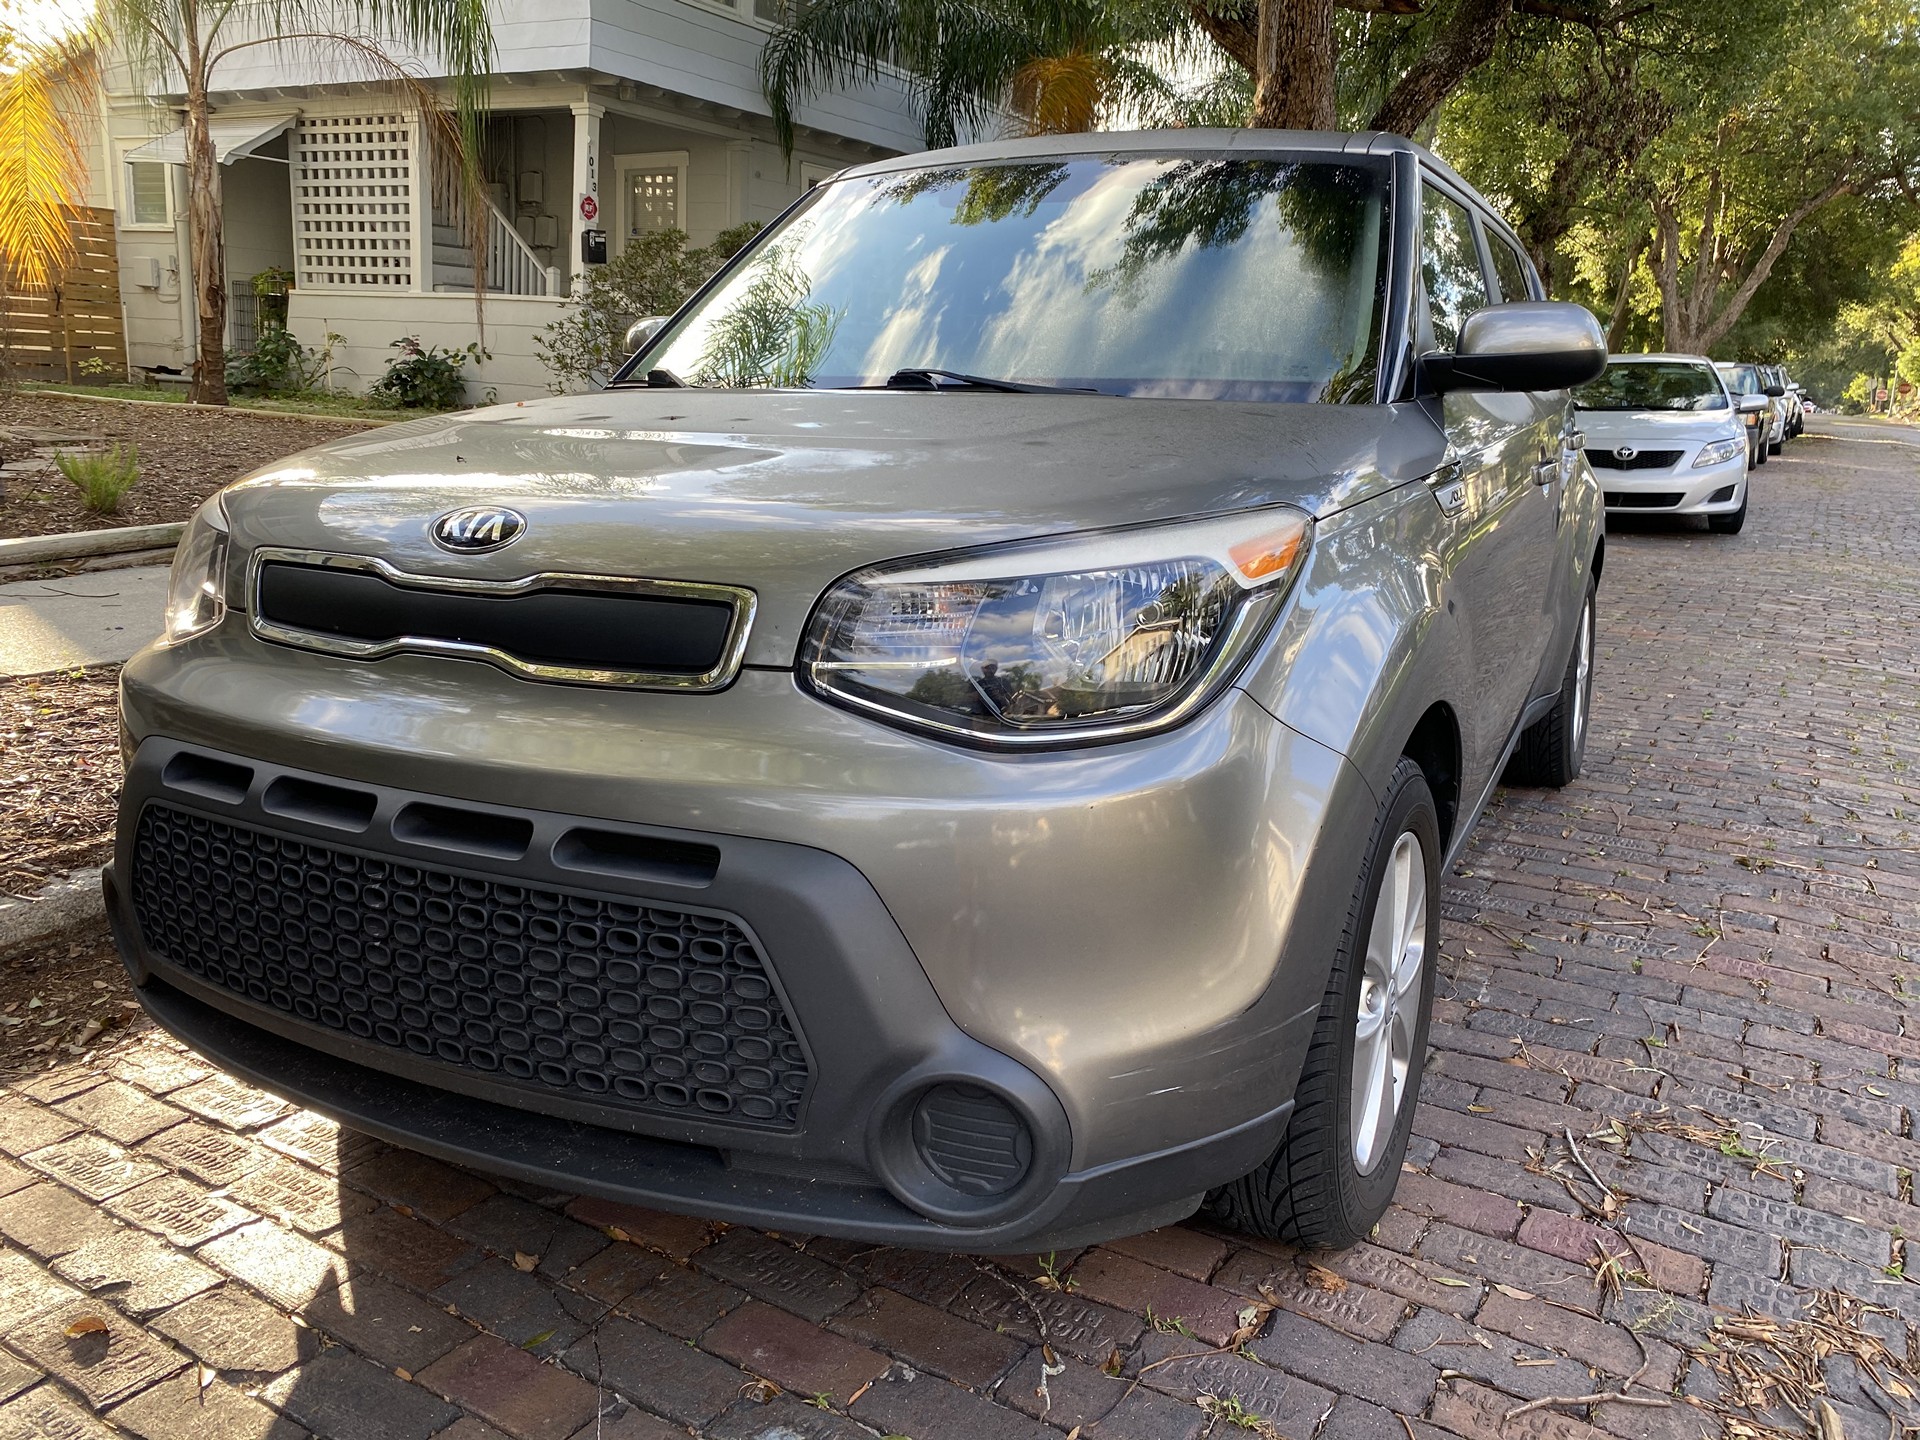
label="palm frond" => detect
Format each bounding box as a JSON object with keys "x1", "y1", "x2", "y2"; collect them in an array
[{"x1": 0, "y1": 22, "x2": 100, "y2": 289}]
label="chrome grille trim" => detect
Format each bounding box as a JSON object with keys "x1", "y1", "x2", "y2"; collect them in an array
[{"x1": 246, "y1": 547, "x2": 757, "y2": 692}]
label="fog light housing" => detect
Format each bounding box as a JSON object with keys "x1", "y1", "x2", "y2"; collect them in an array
[
  {"x1": 913, "y1": 1084, "x2": 1034, "y2": 1197},
  {"x1": 1709, "y1": 484, "x2": 1737, "y2": 503}
]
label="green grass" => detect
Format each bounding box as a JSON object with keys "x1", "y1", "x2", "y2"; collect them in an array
[
  {"x1": 19, "y1": 381, "x2": 416, "y2": 422},
  {"x1": 54, "y1": 444, "x2": 141, "y2": 514}
]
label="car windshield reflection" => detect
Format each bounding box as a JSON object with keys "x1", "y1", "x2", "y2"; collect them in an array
[{"x1": 633, "y1": 155, "x2": 1392, "y2": 403}]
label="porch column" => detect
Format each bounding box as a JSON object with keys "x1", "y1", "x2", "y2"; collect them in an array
[{"x1": 568, "y1": 100, "x2": 605, "y2": 296}]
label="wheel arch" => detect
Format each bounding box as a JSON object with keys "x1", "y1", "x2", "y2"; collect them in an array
[{"x1": 1400, "y1": 702, "x2": 1463, "y2": 851}]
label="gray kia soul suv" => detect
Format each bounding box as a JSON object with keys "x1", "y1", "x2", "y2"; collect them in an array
[{"x1": 111, "y1": 130, "x2": 1606, "y2": 1252}]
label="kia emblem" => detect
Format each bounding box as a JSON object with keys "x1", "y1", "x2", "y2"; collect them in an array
[{"x1": 432, "y1": 506, "x2": 526, "y2": 553}]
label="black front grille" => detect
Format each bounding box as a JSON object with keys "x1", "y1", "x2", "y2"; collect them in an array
[
  {"x1": 130, "y1": 804, "x2": 808, "y2": 1129},
  {"x1": 1589, "y1": 449, "x2": 1683, "y2": 471},
  {"x1": 256, "y1": 562, "x2": 735, "y2": 677},
  {"x1": 1604, "y1": 491, "x2": 1685, "y2": 509}
]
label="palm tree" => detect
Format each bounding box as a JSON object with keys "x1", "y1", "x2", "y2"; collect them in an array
[
  {"x1": 0, "y1": 18, "x2": 100, "y2": 291},
  {"x1": 84, "y1": 0, "x2": 496, "y2": 404},
  {"x1": 761, "y1": 0, "x2": 1198, "y2": 158}
]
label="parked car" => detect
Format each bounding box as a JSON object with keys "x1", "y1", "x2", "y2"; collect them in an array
[
  {"x1": 1715, "y1": 362, "x2": 1783, "y2": 466},
  {"x1": 111, "y1": 131, "x2": 1606, "y2": 1252},
  {"x1": 1758, "y1": 365, "x2": 1793, "y2": 453},
  {"x1": 1783, "y1": 380, "x2": 1807, "y2": 437},
  {"x1": 1576, "y1": 355, "x2": 1752, "y2": 533}
]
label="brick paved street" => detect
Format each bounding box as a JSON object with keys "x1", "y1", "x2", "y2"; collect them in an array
[{"x1": 0, "y1": 419, "x2": 1917, "y2": 1440}]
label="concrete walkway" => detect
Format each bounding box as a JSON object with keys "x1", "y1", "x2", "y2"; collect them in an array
[{"x1": 0, "y1": 563, "x2": 170, "y2": 677}]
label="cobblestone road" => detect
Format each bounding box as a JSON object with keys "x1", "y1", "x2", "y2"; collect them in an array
[{"x1": 0, "y1": 419, "x2": 1916, "y2": 1440}]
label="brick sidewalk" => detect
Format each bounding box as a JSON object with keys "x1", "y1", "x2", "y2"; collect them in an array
[{"x1": 0, "y1": 423, "x2": 1916, "y2": 1440}]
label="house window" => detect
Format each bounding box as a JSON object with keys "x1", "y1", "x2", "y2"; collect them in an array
[
  {"x1": 126, "y1": 160, "x2": 171, "y2": 227},
  {"x1": 290, "y1": 113, "x2": 416, "y2": 290},
  {"x1": 800, "y1": 163, "x2": 837, "y2": 191},
  {"x1": 615, "y1": 153, "x2": 688, "y2": 240}
]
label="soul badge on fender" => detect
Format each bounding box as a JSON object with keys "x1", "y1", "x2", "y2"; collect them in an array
[{"x1": 431, "y1": 505, "x2": 527, "y2": 553}]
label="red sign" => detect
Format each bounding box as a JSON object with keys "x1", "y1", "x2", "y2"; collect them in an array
[{"x1": 579, "y1": 193, "x2": 598, "y2": 222}]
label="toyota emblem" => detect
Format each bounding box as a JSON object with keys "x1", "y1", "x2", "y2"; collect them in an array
[
  {"x1": 1616, "y1": 445, "x2": 1638, "y2": 461},
  {"x1": 431, "y1": 506, "x2": 527, "y2": 553}
]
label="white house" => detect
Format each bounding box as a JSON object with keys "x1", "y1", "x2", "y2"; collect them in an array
[{"x1": 90, "y1": 1, "x2": 922, "y2": 401}]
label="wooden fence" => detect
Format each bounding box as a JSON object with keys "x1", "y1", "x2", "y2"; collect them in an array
[{"x1": 0, "y1": 208, "x2": 128, "y2": 382}]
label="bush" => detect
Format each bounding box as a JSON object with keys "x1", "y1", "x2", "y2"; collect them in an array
[
  {"x1": 227, "y1": 326, "x2": 338, "y2": 397},
  {"x1": 368, "y1": 336, "x2": 487, "y2": 410},
  {"x1": 536, "y1": 223, "x2": 762, "y2": 392},
  {"x1": 56, "y1": 444, "x2": 140, "y2": 514}
]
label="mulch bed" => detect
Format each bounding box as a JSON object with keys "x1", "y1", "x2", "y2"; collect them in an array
[
  {"x1": 0, "y1": 393, "x2": 378, "y2": 540},
  {"x1": 0, "y1": 665, "x2": 124, "y2": 899},
  {"x1": 0, "y1": 927, "x2": 141, "y2": 1083}
]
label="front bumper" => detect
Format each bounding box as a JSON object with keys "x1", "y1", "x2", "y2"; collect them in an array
[
  {"x1": 111, "y1": 632, "x2": 1367, "y2": 1247},
  {"x1": 1599, "y1": 451, "x2": 1747, "y2": 515}
]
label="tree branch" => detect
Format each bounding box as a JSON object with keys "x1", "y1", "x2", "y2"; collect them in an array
[{"x1": 1365, "y1": 0, "x2": 1515, "y2": 135}]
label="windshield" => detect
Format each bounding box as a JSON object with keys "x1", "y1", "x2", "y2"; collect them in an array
[
  {"x1": 1717, "y1": 364, "x2": 1761, "y2": 395},
  {"x1": 630, "y1": 155, "x2": 1392, "y2": 403},
  {"x1": 1575, "y1": 361, "x2": 1729, "y2": 412}
]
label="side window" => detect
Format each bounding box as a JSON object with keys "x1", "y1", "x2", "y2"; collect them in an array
[
  {"x1": 1421, "y1": 186, "x2": 1489, "y2": 350},
  {"x1": 1488, "y1": 232, "x2": 1534, "y2": 303},
  {"x1": 126, "y1": 160, "x2": 172, "y2": 228}
]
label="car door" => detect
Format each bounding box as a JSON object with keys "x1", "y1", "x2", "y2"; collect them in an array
[
  {"x1": 1483, "y1": 220, "x2": 1587, "y2": 701},
  {"x1": 1419, "y1": 182, "x2": 1559, "y2": 786}
]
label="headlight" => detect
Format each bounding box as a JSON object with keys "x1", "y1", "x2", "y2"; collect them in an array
[
  {"x1": 1693, "y1": 438, "x2": 1746, "y2": 468},
  {"x1": 164, "y1": 496, "x2": 230, "y2": 643},
  {"x1": 800, "y1": 508, "x2": 1312, "y2": 747}
]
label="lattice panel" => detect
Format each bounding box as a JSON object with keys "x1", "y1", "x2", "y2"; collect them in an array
[{"x1": 292, "y1": 115, "x2": 416, "y2": 289}]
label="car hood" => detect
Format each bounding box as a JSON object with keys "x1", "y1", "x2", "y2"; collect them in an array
[
  {"x1": 1576, "y1": 408, "x2": 1743, "y2": 444},
  {"x1": 220, "y1": 389, "x2": 1442, "y2": 667}
]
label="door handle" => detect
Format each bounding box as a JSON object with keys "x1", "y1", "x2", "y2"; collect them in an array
[{"x1": 1533, "y1": 460, "x2": 1557, "y2": 487}]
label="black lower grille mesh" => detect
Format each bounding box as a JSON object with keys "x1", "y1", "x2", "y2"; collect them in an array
[
  {"x1": 1604, "y1": 491, "x2": 1685, "y2": 509},
  {"x1": 130, "y1": 804, "x2": 807, "y2": 1128}
]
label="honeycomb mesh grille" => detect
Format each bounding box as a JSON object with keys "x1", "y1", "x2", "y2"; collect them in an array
[{"x1": 130, "y1": 803, "x2": 808, "y2": 1129}]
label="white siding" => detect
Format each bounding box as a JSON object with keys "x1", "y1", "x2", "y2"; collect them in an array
[
  {"x1": 196, "y1": 0, "x2": 923, "y2": 154},
  {"x1": 286, "y1": 290, "x2": 569, "y2": 403}
]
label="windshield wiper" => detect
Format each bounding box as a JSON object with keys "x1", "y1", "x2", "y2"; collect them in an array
[{"x1": 879, "y1": 368, "x2": 1098, "y2": 395}]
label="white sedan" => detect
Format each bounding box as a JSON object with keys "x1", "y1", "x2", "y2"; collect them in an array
[{"x1": 1574, "y1": 354, "x2": 1753, "y2": 534}]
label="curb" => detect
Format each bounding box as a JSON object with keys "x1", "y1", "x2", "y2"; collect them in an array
[
  {"x1": 0, "y1": 523, "x2": 185, "y2": 569},
  {"x1": 20, "y1": 385, "x2": 399, "y2": 426},
  {"x1": 0, "y1": 867, "x2": 107, "y2": 960}
]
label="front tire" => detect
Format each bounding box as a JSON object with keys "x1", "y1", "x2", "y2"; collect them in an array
[
  {"x1": 1201, "y1": 758, "x2": 1440, "y2": 1248},
  {"x1": 1505, "y1": 581, "x2": 1595, "y2": 788},
  {"x1": 1708, "y1": 491, "x2": 1747, "y2": 534}
]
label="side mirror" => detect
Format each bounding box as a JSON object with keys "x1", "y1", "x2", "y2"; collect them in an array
[
  {"x1": 624, "y1": 316, "x2": 668, "y2": 354},
  {"x1": 1762, "y1": 383, "x2": 1786, "y2": 398},
  {"x1": 1424, "y1": 302, "x2": 1606, "y2": 393},
  {"x1": 1738, "y1": 393, "x2": 1769, "y2": 414}
]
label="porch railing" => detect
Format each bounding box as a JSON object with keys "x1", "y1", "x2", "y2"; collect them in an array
[{"x1": 436, "y1": 191, "x2": 563, "y2": 297}]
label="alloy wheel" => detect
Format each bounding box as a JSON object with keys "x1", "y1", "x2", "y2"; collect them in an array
[
  {"x1": 1571, "y1": 597, "x2": 1593, "y2": 755},
  {"x1": 1350, "y1": 830, "x2": 1428, "y2": 1174}
]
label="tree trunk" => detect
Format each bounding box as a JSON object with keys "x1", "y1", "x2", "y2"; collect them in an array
[
  {"x1": 1366, "y1": 0, "x2": 1515, "y2": 136},
  {"x1": 1606, "y1": 237, "x2": 1645, "y2": 351},
  {"x1": 1656, "y1": 181, "x2": 1850, "y2": 353},
  {"x1": 1249, "y1": 0, "x2": 1338, "y2": 130},
  {"x1": 181, "y1": 40, "x2": 228, "y2": 405}
]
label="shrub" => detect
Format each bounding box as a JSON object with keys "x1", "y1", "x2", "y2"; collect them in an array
[
  {"x1": 368, "y1": 336, "x2": 486, "y2": 410},
  {"x1": 536, "y1": 223, "x2": 761, "y2": 392},
  {"x1": 227, "y1": 326, "x2": 338, "y2": 396},
  {"x1": 56, "y1": 444, "x2": 139, "y2": 514}
]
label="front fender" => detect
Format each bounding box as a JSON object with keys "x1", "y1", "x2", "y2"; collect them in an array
[{"x1": 1236, "y1": 477, "x2": 1469, "y2": 810}]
